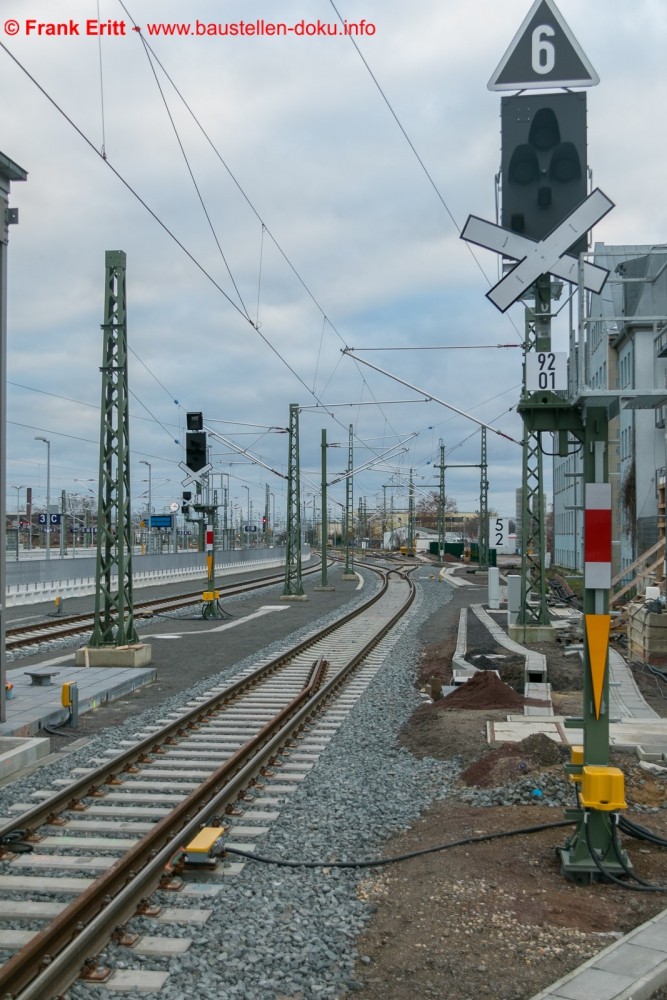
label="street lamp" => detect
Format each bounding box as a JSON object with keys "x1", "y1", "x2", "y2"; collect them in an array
[
  {"x1": 11, "y1": 485, "x2": 24, "y2": 562},
  {"x1": 140, "y1": 460, "x2": 151, "y2": 553},
  {"x1": 242, "y1": 485, "x2": 249, "y2": 548},
  {"x1": 35, "y1": 437, "x2": 50, "y2": 560}
]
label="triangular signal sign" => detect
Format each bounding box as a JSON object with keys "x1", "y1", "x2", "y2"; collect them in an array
[{"x1": 488, "y1": 0, "x2": 599, "y2": 92}]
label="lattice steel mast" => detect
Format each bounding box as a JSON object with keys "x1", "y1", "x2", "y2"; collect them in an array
[
  {"x1": 436, "y1": 440, "x2": 445, "y2": 562},
  {"x1": 90, "y1": 251, "x2": 138, "y2": 648},
  {"x1": 407, "y1": 469, "x2": 415, "y2": 555},
  {"x1": 343, "y1": 423, "x2": 355, "y2": 577},
  {"x1": 282, "y1": 403, "x2": 304, "y2": 598},
  {"x1": 518, "y1": 281, "x2": 550, "y2": 628},
  {"x1": 479, "y1": 427, "x2": 489, "y2": 571}
]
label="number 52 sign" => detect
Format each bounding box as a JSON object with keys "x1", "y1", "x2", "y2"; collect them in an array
[{"x1": 526, "y1": 351, "x2": 567, "y2": 391}]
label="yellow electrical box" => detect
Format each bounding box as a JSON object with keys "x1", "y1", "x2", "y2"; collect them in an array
[
  {"x1": 569, "y1": 745, "x2": 584, "y2": 783},
  {"x1": 202, "y1": 591, "x2": 220, "y2": 602},
  {"x1": 186, "y1": 826, "x2": 225, "y2": 855},
  {"x1": 579, "y1": 765, "x2": 627, "y2": 811},
  {"x1": 61, "y1": 682, "x2": 73, "y2": 708}
]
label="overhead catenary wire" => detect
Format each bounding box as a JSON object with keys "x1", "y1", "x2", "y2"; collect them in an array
[{"x1": 343, "y1": 351, "x2": 520, "y2": 445}]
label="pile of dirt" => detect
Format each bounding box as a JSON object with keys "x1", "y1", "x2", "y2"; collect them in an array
[
  {"x1": 460, "y1": 732, "x2": 565, "y2": 788},
  {"x1": 468, "y1": 648, "x2": 526, "y2": 692},
  {"x1": 397, "y1": 707, "x2": 510, "y2": 763},
  {"x1": 517, "y1": 731, "x2": 564, "y2": 766},
  {"x1": 432, "y1": 669, "x2": 550, "y2": 711}
]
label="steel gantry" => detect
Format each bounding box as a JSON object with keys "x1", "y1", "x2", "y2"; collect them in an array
[
  {"x1": 282, "y1": 403, "x2": 305, "y2": 599},
  {"x1": 517, "y1": 286, "x2": 550, "y2": 630},
  {"x1": 90, "y1": 251, "x2": 138, "y2": 648}
]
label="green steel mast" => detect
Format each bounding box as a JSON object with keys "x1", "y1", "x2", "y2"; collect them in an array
[
  {"x1": 479, "y1": 427, "x2": 489, "y2": 571},
  {"x1": 90, "y1": 251, "x2": 138, "y2": 648},
  {"x1": 407, "y1": 469, "x2": 415, "y2": 556},
  {"x1": 437, "y1": 440, "x2": 445, "y2": 562},
  {"x1": 343, "y1": 423, "x2": 355, "y2": 578},
  {"x1": 282, "y1": 403, "x2": 305, "y2": 599}
]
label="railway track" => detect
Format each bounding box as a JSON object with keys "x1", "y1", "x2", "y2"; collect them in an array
[
  {"x1": 5, "y1": 556, "x2": 326, "y2": 651},
  {"x1": 0, "y1": 563, "x2": 416, "y2": 999}
]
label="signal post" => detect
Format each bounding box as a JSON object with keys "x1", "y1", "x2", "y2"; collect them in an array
[{"x1": 463, "y1": 0, "x2": 629, "y2": 880}]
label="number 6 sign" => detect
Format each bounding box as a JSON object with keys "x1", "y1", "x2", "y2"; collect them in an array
[{"x1": 526, "y1": 351, "x2": 567, "y2": 391}]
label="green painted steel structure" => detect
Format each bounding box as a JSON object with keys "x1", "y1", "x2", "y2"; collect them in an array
[
  {"x1": 436, "y1": 442, "x2": 445, "y2": 562},
  {"x1": 283, "y1": 403, "x2": 304, "y2": 597},
  {"x1": 344, "y1": 423, "x2": 354, "y2": 575},
  {"x1": 90, "y1": 251, "x2": 138, "y2": 648},
  {"x1": 407, "y1": 469, "x2": 415, "y2": 555},
  {"x1": 479, "y1": 427, "x2": 489, "y2": 571},
  {"x1": 321, "y1": 429, "x2": 329, "y2": 587},
  {"x1": 517, "y1": 288, "x2": 550, "y2": 628}
]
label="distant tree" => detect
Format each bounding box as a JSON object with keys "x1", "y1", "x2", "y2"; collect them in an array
[{"x1": 416, "y1": 491, "x2": 458, "y2": 529}]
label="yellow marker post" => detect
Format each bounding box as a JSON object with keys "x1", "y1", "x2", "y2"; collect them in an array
[{"x1": 584, "y1": 614, "x2": 611, "y2": 720}]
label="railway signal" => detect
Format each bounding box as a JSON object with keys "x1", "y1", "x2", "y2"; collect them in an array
[{"x1": 470, "y1": 0, "x2": 631, "y2": 882}]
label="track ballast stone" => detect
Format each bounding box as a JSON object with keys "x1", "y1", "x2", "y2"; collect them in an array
[{"x1": 51, "y1": 575, "x2": 460, "y2": 1000}]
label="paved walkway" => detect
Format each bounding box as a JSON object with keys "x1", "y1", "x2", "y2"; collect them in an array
[
  {"x1": 609, "y1": 649, "x2": 659, "y2": 720},
  {"x1": 2, "y1": 661, "x2": 156, "y2": 737},
  {"x1": 529, "y1": 905, "x2": 667, "y2": 1000}
]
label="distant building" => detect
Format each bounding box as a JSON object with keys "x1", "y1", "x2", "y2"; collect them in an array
[{"x1": 553, "y1": 243, "x2": 667, "y2": 574}]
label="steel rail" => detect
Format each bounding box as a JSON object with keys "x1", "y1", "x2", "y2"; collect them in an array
[
  {"x1": 5, "y1": 557, "x2": 326, "y2": 649},
  {"x1": 1, "y1": 566, "x2": 416, "y2": 999},
  {"x1": 0, "y1": 561, "x2": 387, "y2": 839}
]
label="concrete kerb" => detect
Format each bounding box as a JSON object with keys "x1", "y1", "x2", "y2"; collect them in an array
[{"x1": 528, "y1": 907, "x2": 667, "y2": 1000}]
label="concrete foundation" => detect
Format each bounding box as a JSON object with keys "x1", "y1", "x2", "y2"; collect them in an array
[
  {"x1": 279, "y1": 594, "x2": 308, "y2": 602},
  {"x1": 341, "y1": 573, "x2": 357, "y2": 581},
  {"x1": 313, "y1": 586, "x2": 335, "y2": 592},
  {"x1": 0, "y1": 736, "x2": 51, "y2": 780},
  {"x1": 75, "y1": 644, "x2": 152, "y2": 668},
  {"x1": 508, "y1": 623, "x2": 556, "y2": 643}
]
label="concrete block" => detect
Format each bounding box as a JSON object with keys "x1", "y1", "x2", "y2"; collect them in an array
[
  {"x1": 132, "y1": 936, "x2": 192, "y2": 956},
  {"x1": 12, "y1": 854, "x2": 114, "y2": 872},
  {"x1": 103, "y1": 970, "x2": 170, "y2": 992},
  {"x1": 551, "y1": 967, "x2": 634, "y2": 999},
  {"x1": 75, "y1": 644, "x2": 152, "y2": 667},
  {"x1": 0, "y1": 874, "x2": 94, "y2": 893},
  {"x1": 0, "y1": 929, "x2": 38, "y2": 952},
  {"x1": 509, "y1": 623, "x2": 556, "y2": 643},
  {"x1": 279, "y1": 593, "x2": 309, "y2": 601},
  {"x1": 1, "y1": 901, "x2": 67, "y2": 921},
  {"x1": 0, "y1": 736, "x2": 50, "y2": 780},
  {"x1": 156, "y1": 908, "x2": 212, "y2": 925},
  {"x1": 593, "y1": 942, "x2": 667, "y2": 977}
]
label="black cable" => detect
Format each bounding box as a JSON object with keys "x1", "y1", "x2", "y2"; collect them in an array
[
  {"x1": 619, "y1": 816, "x2": 667, "y2": 849},
  {"x1": 583, "y1": 811, "x2": 667, "y2": 892},
  {"x1": 610, "y1": 815, "x2": 654, "y2": 886},
  {"x1": 221, "y1": 819, "x2": 575, "y2": 869}
]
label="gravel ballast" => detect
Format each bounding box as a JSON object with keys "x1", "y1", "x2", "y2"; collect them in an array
[{"x1": 2, "y1": 572, "x2": 462, "y2": 1000}]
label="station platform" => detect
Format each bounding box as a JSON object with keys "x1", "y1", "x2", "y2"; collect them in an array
[{"x1": 1, "y1": 658, "x2": 156, "y2": 737}]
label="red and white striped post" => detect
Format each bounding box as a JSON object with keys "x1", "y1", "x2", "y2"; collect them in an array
[{"x1": 584, "y1": 483, "x2": 612, "y2": 591}]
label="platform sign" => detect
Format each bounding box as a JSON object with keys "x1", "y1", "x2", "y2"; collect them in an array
[
  {"x1": 490, "y1": 517, "x2": 511, "y2": 554},
  {"x1": 243, "y1": 525, "x2": 258, "y2": 533},
  {"x1": 488, "y1": 0, "x2": 600, "y2": 92},
  {"x1": 526, "y1": 351, "x2": 567, "y2": 391},
  {"x1": 39, "y1": 513, "x2": 61, "y2": 526},
  {"x1": 150, "y1": 515, "x2": 174, "y2": 529}
]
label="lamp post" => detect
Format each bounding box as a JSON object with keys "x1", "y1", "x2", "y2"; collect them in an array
[
  {"x1": 11, "y1": 485, "x2": 24, "y2": 562},
  {"x1": 242, "y1": 485, "x2": 249, "y2": 548},
  {"x1": 35, "y1": 437, "x2": 51, "y2": 560},
  {"x1": 140, "y1": 460, "x2": 151, "y2": 553}
]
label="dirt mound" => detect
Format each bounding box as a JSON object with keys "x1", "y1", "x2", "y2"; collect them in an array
[
  {"x1": 432, "y1": 669, "x2": 550, "y2": 711},
  {"x1": 515, "y1": 732, "x2": 564, "y2": 767},
  {"x1": 460, "y1": 733, "x2": 564, "y2": 788}
]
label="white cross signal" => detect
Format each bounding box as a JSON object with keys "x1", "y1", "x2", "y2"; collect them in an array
[
  {"x1": 179, "y1": 461, "x2": 213, "y2": 488},
  {"x1": 461, "y1": 188, "x2": 614, "y2": 313}
]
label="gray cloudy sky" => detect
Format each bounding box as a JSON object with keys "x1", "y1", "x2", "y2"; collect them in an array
[{"x1": 0, "y1": 0, "x2": 664, "y2": 524}]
